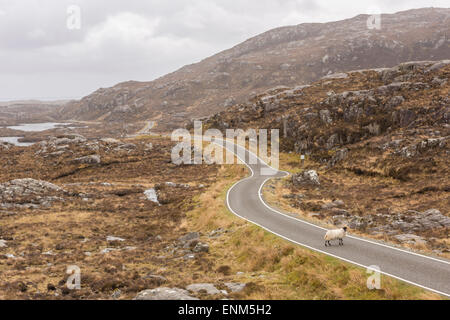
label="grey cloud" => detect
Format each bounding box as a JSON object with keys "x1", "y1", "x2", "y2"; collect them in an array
[{"x1": 0, "y1": 0, "x2": 447, "y2": 100}]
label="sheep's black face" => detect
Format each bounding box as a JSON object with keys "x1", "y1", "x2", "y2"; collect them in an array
[{"x1": 343, "y1": 227, "x2": 348, "y2": 232}]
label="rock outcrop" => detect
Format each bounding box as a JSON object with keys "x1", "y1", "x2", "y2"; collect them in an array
[
  {"x1": 134, "y1": 287, "x2": 198, "y2": 300},
  {"x1": 292, "y1": 170, "x2": 320, "y2": 186},
  {"x1": 0, "y1": 178, "x2": 65, "y2": 209}
]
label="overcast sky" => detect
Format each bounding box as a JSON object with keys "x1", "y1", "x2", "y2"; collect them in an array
[{"x1": 0, "y1": 0, "x2": 447, "y2": 101}]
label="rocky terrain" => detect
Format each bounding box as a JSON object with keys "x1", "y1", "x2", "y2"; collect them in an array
[
  {"x1": 206, "y1": 59, "x2": 450, "y2": 255},
  {"x1": 0, "y1": 134, "x2": 239, "y2": 299},
  {"x1": 58, "y1": 8, "x2": 449, "y2": 131},
  {"x1": 1, "y1": 7, "x2": 448, "y2": 300},
  {"x1": 0, "y1": 130, "x2": 441, "y2": 300}
]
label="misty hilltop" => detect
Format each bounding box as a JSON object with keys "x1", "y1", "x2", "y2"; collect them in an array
[{"x1": 59, "y1": 8, "x2": 449, "y2": 130}]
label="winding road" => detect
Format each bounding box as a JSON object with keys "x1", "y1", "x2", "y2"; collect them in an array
[{"x1": 220, "y1": 139, "x2": 450, "y2": 297}]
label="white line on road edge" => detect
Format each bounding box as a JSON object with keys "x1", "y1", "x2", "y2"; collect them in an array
[
  {"x1": 220, "y1": 140, "x2": 450, "y2": 297},
  {"x1": 228, "y1": 140, "x2": 449, "y2": 265},
  {"x1": 257, "y1": 178, "x2": 450, "y2": 266}
]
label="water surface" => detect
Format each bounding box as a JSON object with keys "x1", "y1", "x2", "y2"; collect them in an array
[
  {"x1": 5, "y1": 122, "x2": 67, "y2": 132},
  {"x1": 0, "y1": 136, "x2": 34, "y2": 147}
]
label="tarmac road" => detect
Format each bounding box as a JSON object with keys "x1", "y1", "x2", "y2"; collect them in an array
[{"x1": 222, "y1": 140, "x2": 450, "y2": 297}]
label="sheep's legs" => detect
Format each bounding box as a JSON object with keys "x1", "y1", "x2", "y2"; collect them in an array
[
  {"x1": 325, "y1": 239, "x2": 344, "y2": 247},
  {"x1": 325, "y1": 240, "x2": 345, "y2": 246}
]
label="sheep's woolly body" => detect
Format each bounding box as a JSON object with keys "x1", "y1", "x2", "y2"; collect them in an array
[
  {"x1": 324, "y1": 227, "x2": 347, "y2": 246},
  {"x1": 324, "y1": 228, "x2": 346, "y2": 241}
]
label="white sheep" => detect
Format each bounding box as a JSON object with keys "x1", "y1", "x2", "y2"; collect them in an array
[{"x1": 324, "y1": 227, "x2": 347, "y2": 247}]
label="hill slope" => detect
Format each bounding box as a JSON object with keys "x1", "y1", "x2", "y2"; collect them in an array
[
  {"x1": 205, "y1": 59, "x2": 450, "y2": 254},
  {"x1": 59, "y1": 8, "x2": 450, "y2": 130}
]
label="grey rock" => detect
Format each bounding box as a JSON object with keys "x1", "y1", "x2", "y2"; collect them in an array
[
  {"x1": 0, "y1": 142, "x2": 12, "y2": 150},
  {"x1": 392, "y1": 109, "x2": 416, "y2": 127},
  {"x1": 193, "y1": 243, "x2": 209, "y2": 253},
  {"x1": 186, "y1": 283, "x2": 221, "y2": 295},
  {"x1": 144, "y1": 188, "x2": 159, "y2": 204},
  {"x1": 328, "y1": 148, "x2": 348, "y2": 167},
  {"x1": 331, "y1": 208, "x2": 350, "y2": 216},
  {"x1": 183, "y1": 239, "x2": 199, "y2": 249},
  {"x1": 394, "y1": 234, "x2": 427, "y2": 245},
  {"x1": 179, "y1": 232, "x2": 200, "y2": 243},
  {"x1": 145, "y1": 143, "x2": 153, "y2": 150},
  {"x1": 0, "y1": 178, "x2": 65, "y2": 209},
  {"x1": 164, "y1": 182, "x2": 190, "y2": 188},
  {"x1": 101, "y1": 138, "x2": 121, "y2": 144},
  {"x1": 304, "y1": 112, "x2": 318, "y2": 120},
  {"x1": 73, "y1": 155, "x2": 101, "y2": 164},
  {"x1": 384, "y1": 209, "x2": 449, "y2": 233},
  {"x1": 319, "y1": 109, "x2": 333, "y2": 124},
  {"x1": 106, "y1": 236, "x2": 125, "y2": 242},
  {"x1": 425, "y1": 60, "x2": 450, "y2": 72},
  {"x1": 432, "y1": 77, "x2": 447, "y2": 86},
  {"x1": 377, "y1": 82, "x2": 411, "y2": 94},
  {"x1": 134, "y1": 287, "x2": 198, "y2": 300},
  {"x1": 322, "y1": 199, "x2": 345, "y2": 209},
  {"x1": 114, "y1": 105, "x2": 132, "y2": 113},
  {"x1": 224, "y1": 97, "x2": 236, "y2": 107},
  {"x1": 348, "y1": 219, "x2": 368, "y2": 230},
  {"x1": 209, "y1": 228, "x2": 226, "y2": 238},
  {"x1": 387, "y1": 95, "x2": 405, "y2": 108},
  {"x1": 224, "y1": 282, "x2": 246, "y2": 293},
  {"x1": 391, "y1": 221, "x2": 414, "y2": 232},
  {"x1": 292, "y1": 170, "x2": 320, "y2": 186},
  {"x1": 326, "y1": 133, "x2": 342, "y2": 150}
]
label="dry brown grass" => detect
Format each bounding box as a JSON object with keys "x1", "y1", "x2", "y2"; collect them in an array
[{"x1": 0, "y1": 136, "x2": 446, "y2": 300}]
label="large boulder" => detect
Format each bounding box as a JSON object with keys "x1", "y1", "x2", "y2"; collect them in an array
[
  {"x1": 419, "y1": 209, "x2": 450, "y2": 229},
  {"x1": 292, "y1": 170, "x2": 320, "y2": 186}
]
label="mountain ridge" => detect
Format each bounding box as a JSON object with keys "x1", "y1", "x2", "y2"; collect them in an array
[{"x1": 59, "y1": 7, "x2": 450, "y2": 131}]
